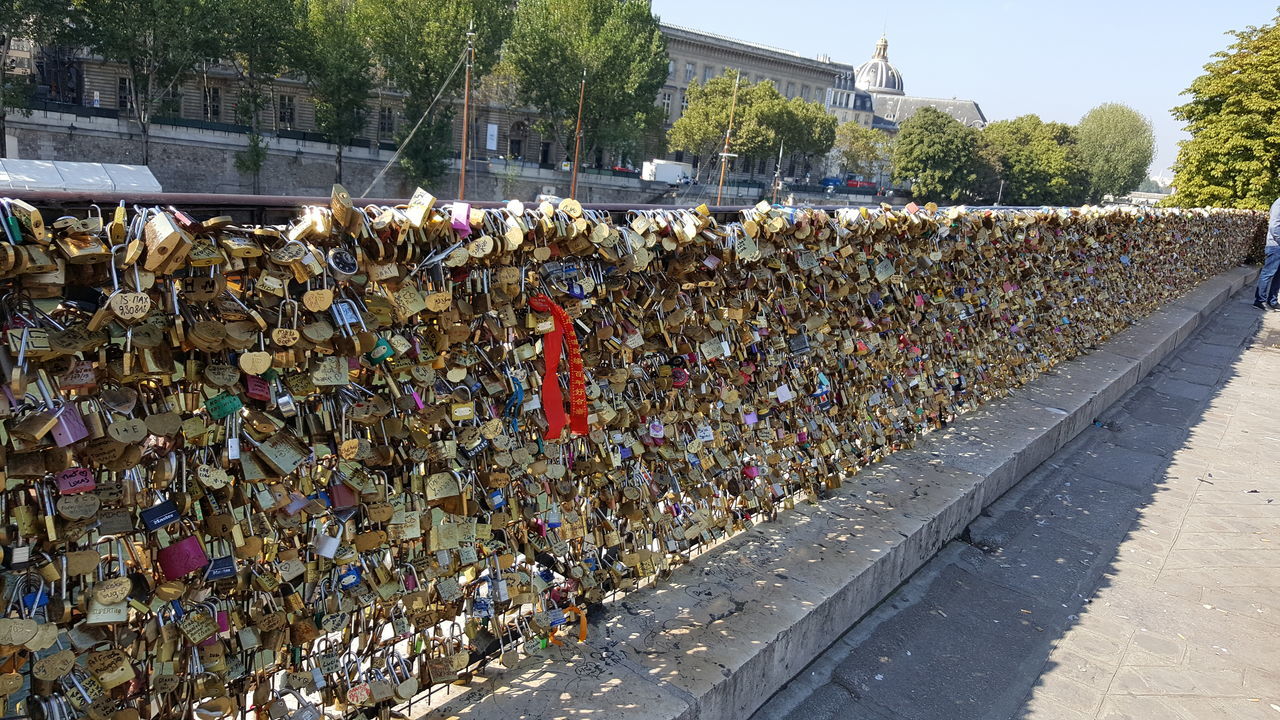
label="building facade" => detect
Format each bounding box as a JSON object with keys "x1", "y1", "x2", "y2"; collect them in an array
[
  {"x1": 2, "y1": 23, "x2": 982, "y2": 198},
  {"x1": 853, "y1": 36, "x2": 987, "y2": 131}
]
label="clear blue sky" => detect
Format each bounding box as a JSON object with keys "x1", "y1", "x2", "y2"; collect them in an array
[{"x1": 650, "y1": 0, "x2": 1276, "y2": 179}]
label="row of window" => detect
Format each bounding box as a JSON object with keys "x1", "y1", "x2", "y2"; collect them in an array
[
  {"x1": 113, "y1": 77, "x2": 397, "y2": 134},
  {"x1": 666, "y1": 58, "x2": 814, "y2": 100}
]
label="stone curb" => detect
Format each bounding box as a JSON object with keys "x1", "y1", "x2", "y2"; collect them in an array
[{"x1": 419, "y1": 266, "x2": 1258, "y2": 720}]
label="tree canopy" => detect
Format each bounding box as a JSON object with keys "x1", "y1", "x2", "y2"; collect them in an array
[
  {"x1": 1076, "y1": 103, "x2": 1154, "y2": 202},
  {"x1": 893, "y1": 107, "x2": 987, "y2": 204},
  {"x1": 982, "y1": 114, "x2": 1086, "y2": 206},
  {"x1": 223, "y1": 0, "x2": 301, "y2": 190},
  {"x1": 295, "y1": 0, "x2": 375, "y2": 183},
  {"x1": 358, "y1": 0, "x2": 513, "y2": 183},
  {"x1": 503, "y1": 0, "x2": 667, "y2": 165},
  {"x1": 834, "y1": 122, "x2": 892, "y2": 179},
  {"x1": 71, "y1": 0, "x2": 228, "y2": 164},
  {"x1": 668, "y1": 72, "x2": 835, "y2": 179},
  {"x1": 1168, "y1": 14, "x2": 1280, "y2": 209},
  {"x1": 0, "y1": 0, "x2": 82, "y2": 157}
]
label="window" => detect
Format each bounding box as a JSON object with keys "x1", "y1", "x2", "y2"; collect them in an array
[
  {"x1": 659, "y1": 91, "x2": 672, "y2": 118},
  {"x1": 801, "y1": 84, "x2": 810, "y2": 100},
  {"x1": 378, "y1": 106, "x2": 395, "y2": 135},
  {"x1": 684, "y1": 62, "x2": 695, "y2": 83},
  {"x1": 203, "y1": 87, "x2": 220, "y2": 120},
  {"x1": 668, "y1": 59, "x2": 675, "y2": 79},
  {"x1": 117, "y1": 77, "x2": 131, "y2": 110},
  {"x1": 703, "y1": 65, "x2": 713, "y2": 82},
  {"x1": 785, "y1": 82, "x2": 795, "y2": 98},
  {"x1": 680, "y1": 91, "x2": 688, "y2": 114},
  {"x1": 277, "y1": 94, "x2": 295, "y2": 128}
]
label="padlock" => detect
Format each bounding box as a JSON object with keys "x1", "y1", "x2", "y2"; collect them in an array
[{"x1": 313, "y1": 521, "x2": 342, "y2": 559}]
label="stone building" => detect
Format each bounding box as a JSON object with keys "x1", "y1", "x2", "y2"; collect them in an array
[
  {"x1": 853, "y1": 36, "x2": 987, "y2": 131},
  {"x1": 2, "y1": 24, "x2": 974, "y2": 199}
]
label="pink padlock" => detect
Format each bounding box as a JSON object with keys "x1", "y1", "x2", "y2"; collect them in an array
[
  {"x1": 49, "y1": 402, "x2": 89, "y2": 447},
  {"x1": 450, "y1": 201, "x2": 472, "y2": 238},
  {"x1": 55, "y1": 467, "x2": 96, "y2": 495},
  {"x1": 245, "y1": 376, "x2": 270, "y2": 401},
  {"x1": 157, "y1": 534, "x2": 209, "y2": 580}
]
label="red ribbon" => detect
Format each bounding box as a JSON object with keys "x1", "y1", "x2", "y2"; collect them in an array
[{"x1": 529, "y1": 294, "x2": 588, "y2": 439}]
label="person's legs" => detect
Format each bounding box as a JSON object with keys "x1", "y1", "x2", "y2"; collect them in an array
[
  {"x1": 1267, "y1": 257, "x2": 1280, "y2": 304},
  {"x1": 1257, "y1": 247, "x2": 1280, "y2": 305}
]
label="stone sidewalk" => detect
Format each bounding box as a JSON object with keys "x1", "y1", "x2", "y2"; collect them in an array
[{"x1": 753, "y1": 288, "x2": 1280, "y2": 720}]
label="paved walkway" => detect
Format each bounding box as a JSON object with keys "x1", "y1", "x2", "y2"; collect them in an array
[{"x1": 753, "y1": 288, "x2": 1280, "y2": 720}]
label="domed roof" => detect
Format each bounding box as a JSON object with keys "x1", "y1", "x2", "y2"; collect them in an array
[{"x1": 854, "y1": 37, "x2": 904, "y2": 96}]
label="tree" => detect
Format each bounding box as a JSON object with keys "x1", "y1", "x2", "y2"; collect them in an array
[
  {"x1": 1169, "y1": 14, "x2": 1280, "y2": 209},
  {"x1": 503, "y1": 0, "x2": 667, "y2": 167},
  {"x1": 73, "y1": 0, "x2": 227, "y2": 165},
  {"x1": 669, "y1": 73, "x2": 835, "y2": 181},
  {"x1": 358, "y1": 0, "x2": 512, "y2": 183},
  {"x1": 1076, "y1": 103, "x2": 1154, "y2": 202},
  {"x1": 668, "y1": 73, "x2": 780, "y2": 181},
  {"x1": 772, "y1": 96, "x2": 837, "y2": 173},
  {"x1": 223, "y1": 0, "x2": 301, "y2": 192},
  {"x1": 982, "y1": 114, "x2": 1087, "y2": 206},
  {"x1": 892, "y1": 107, "x2": 986, "y2": 204},
  {"x1": 835, "y1": 122, "x2": 892, "y2": 179},
  {"x1": 295, "y1": 0, "x2": 374, "y2": 183},
  {"x1": 0, "y1": 1, "x2": 82, "y2": 158}
]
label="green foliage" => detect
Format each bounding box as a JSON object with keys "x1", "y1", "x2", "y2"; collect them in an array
[
  {"x1": 72, "y1": 0, "x2": 228, "y2": 162},
  {"x1": 222, "y1": 0, "x2": 300, "y2": 184},
  {"x1": 1, "y1": 1, "x2": 83, "y2": 157},
  {"x1": 773, "y1": 96, "x2": 837, "y2": 159},
  {"x1": 296, "y1": 0, "x2": 375, "y2": 181},
  {"x1": 893, "y1": 107, "x2": 988, "y2": 204},
  {"x1": 503, "y1": 0, "x2": 667, "y2": 164},
  {"x1": 668, "y1": 73, "x2": 773, "y2": 162},
  {"x1": 224, "y1": 0, "x2": 300, "y2": 129},
  {"x1": 358, "y1": 0, "x2": 512, "y2": 183},
  {"x1": 669, "y1": 72, "x2": 835, "y2": 178},
  {"x1": 835, "y1": 122, "x2": 892, "y2": 179},
  {"x1": 234, "y1": 133, "x2": 268, "y2": 175},
  {"x1": 1076, "y1": 103, "x2": 1154, "y2": 202},
  {"x1": 1169, "y1": 15, "x2": 1280, "y2": 209},
  {"x1": 982, "y1": 114, "x2": 1086, "y2": 206}
]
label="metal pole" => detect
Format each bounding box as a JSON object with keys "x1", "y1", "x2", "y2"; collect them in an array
[
  {"x1": 716, "y1": 74, "x2": 741, "y2": 206},
  {"x1": 458, "y1": 24, "x2": 476, "y2": 201},
  {"x1": 771, "y1": 139, "x2": 783, "y2": 204},
  {"x1": 570, "y1": 69, "x2": 586, "y2": 200}
]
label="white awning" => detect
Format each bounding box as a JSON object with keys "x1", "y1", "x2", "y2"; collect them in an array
[{"x1": 0, "y1": 159, "x2": 162, "y2": 192}]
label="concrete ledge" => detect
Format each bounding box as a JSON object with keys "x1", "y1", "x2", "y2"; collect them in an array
[{"x1": 419, "y1": 266, "x2": 1257, "y2": 720}]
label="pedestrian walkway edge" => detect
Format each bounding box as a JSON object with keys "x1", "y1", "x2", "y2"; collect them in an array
[{"x1": 420, "y1": 266, "x2": 1258, "y2": 720}]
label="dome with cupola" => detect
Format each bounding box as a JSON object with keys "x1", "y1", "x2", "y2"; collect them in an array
[{"x1": 854, "y1": 37, "x2": 904, "y2": 96}]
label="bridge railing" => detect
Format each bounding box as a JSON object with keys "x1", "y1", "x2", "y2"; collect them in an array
[{"x1": 0, "y1": 191, "x2": 1261, "y2": 720}]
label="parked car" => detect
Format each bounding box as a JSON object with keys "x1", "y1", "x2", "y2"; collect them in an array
[
  {"x1": 846, "y1": 179, "x2": 876, "y2": 189},
  {"x1": 820, "y1": 177, "x2": 843, "y2": 188}
]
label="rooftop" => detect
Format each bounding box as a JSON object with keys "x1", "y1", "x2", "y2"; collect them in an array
[{"x1": 660, "y1": 23, "x2": 854, "y2": 72}]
